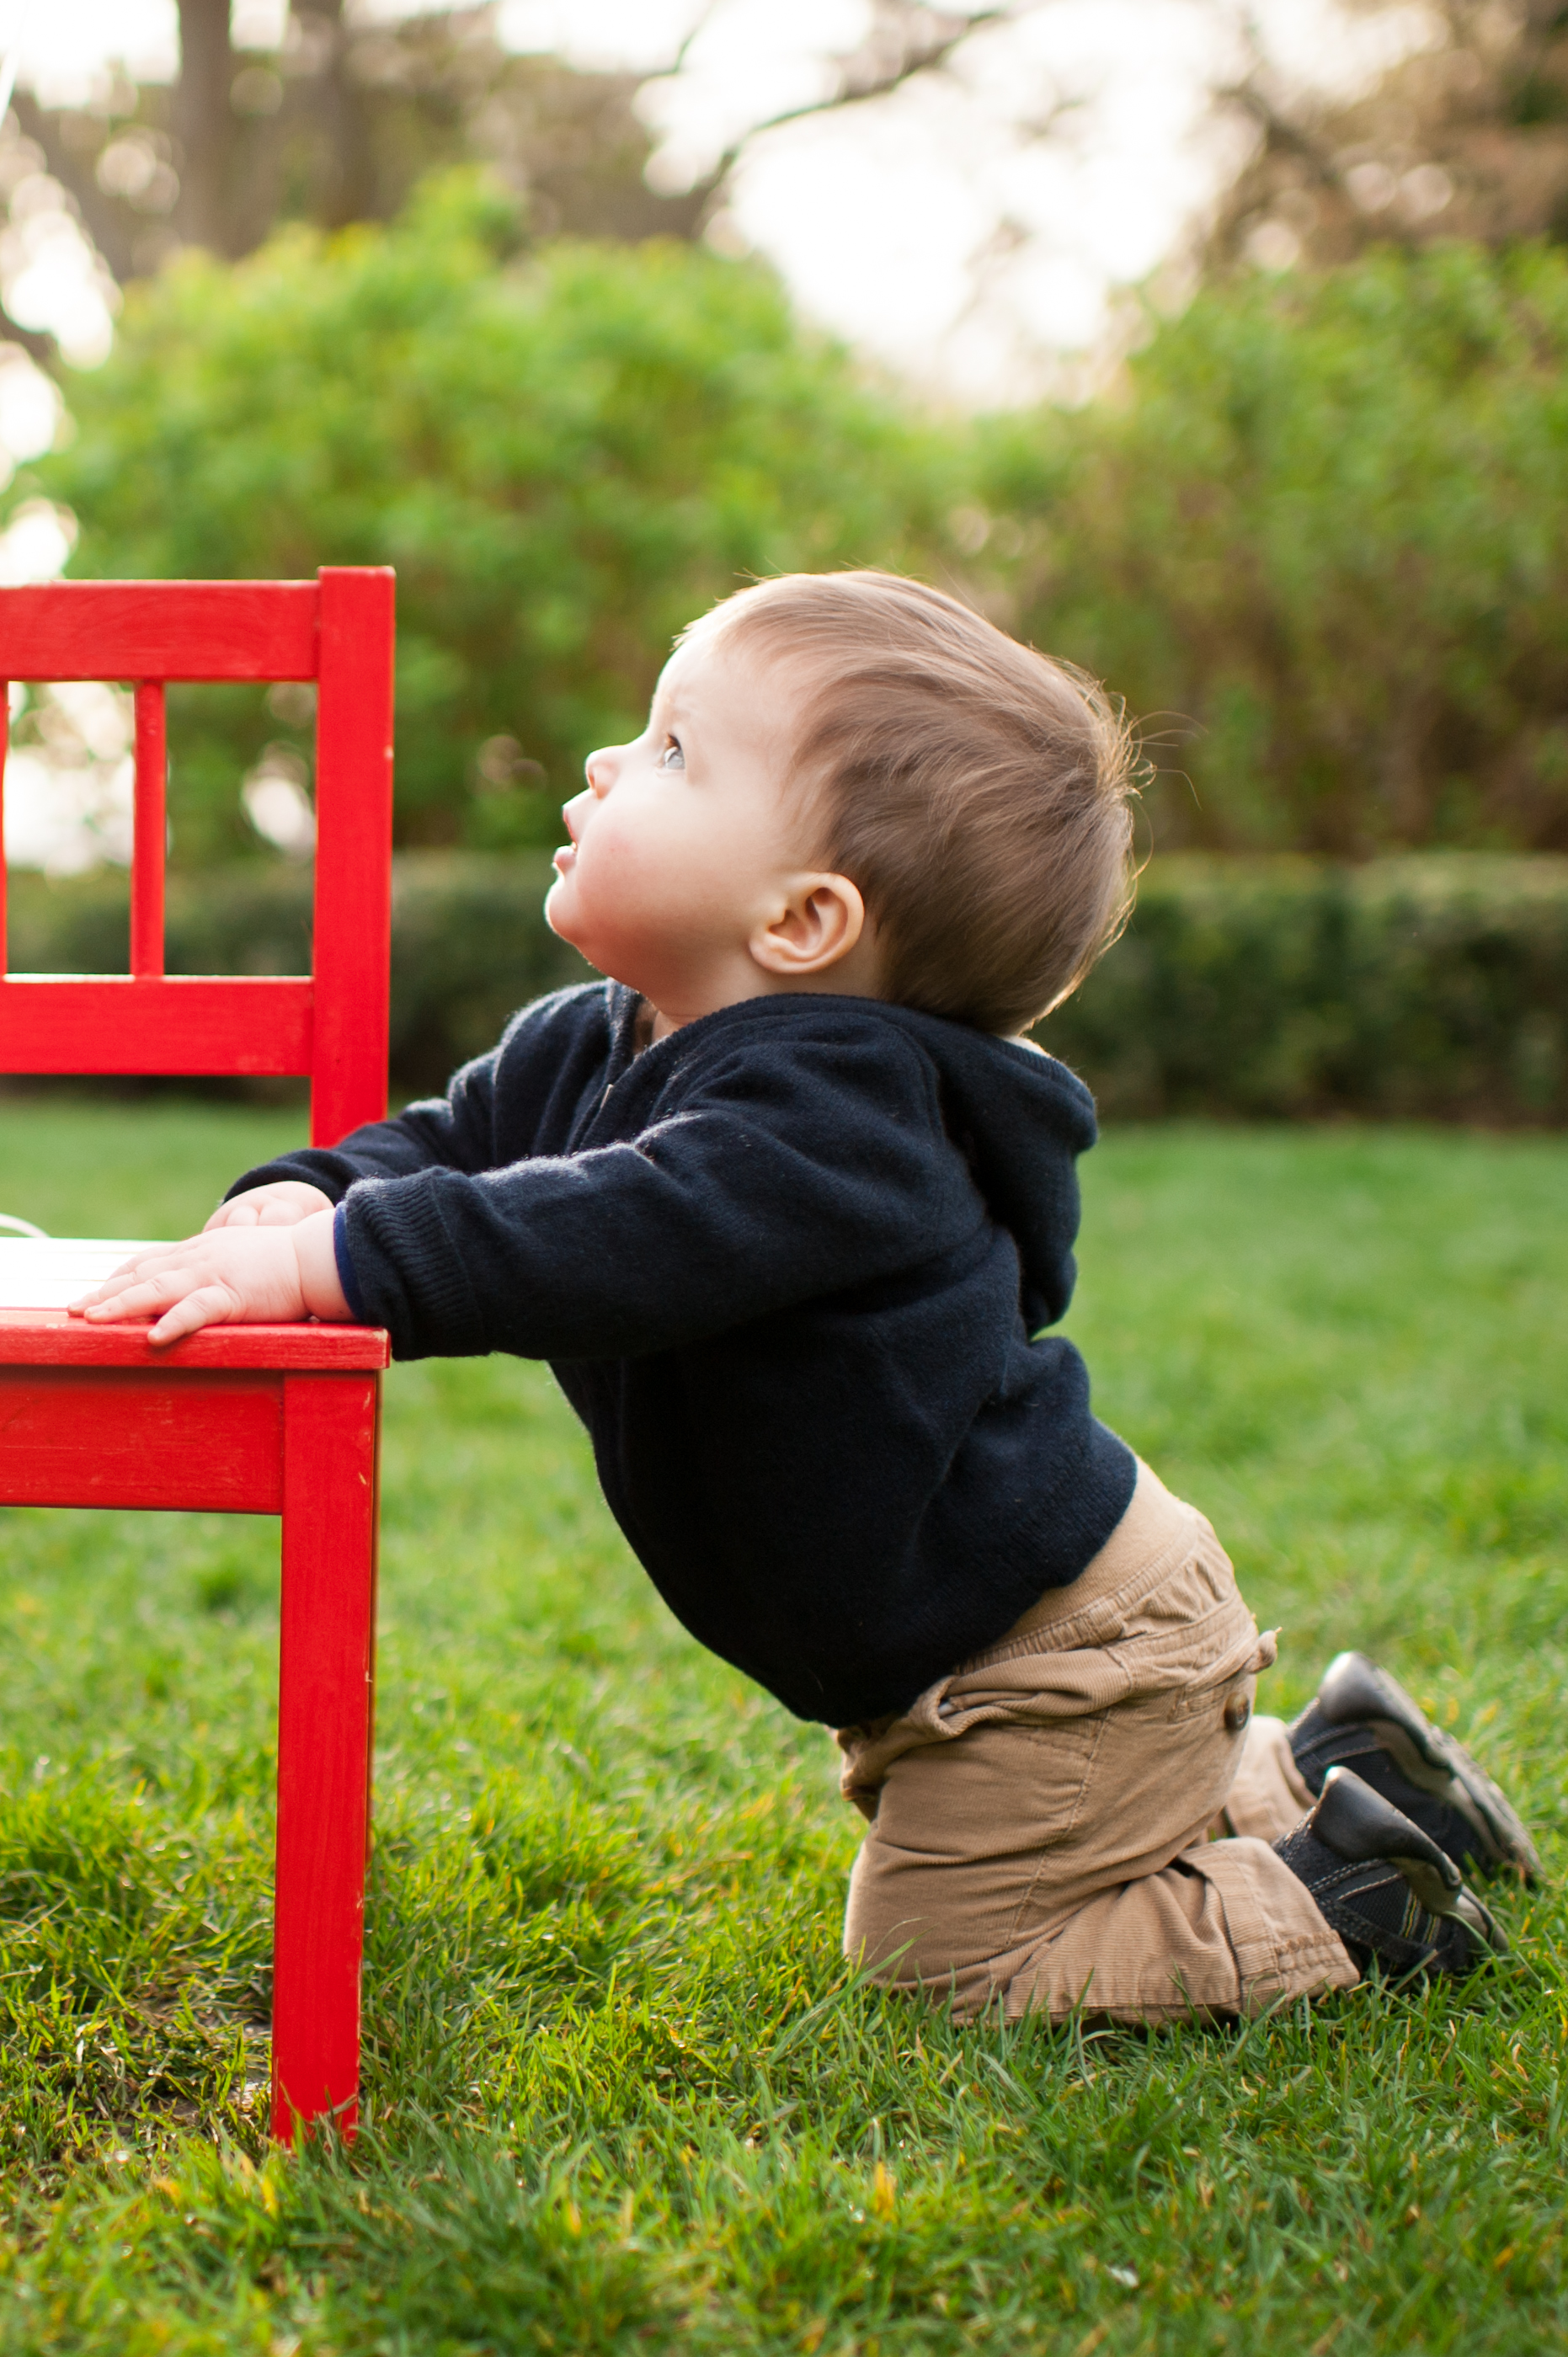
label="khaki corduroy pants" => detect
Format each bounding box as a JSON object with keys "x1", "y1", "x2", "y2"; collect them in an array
[{"x1": 837, "y1": 1462, "x2": 1358, "y2": 2023}]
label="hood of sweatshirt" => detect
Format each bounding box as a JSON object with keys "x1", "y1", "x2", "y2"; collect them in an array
[
  {"x1": 872, "y1": 1002, "x2": 1096, "y2": 1333},
  {"x1": 594, "y1": 981, "x2": 1098, "y2": 1336}
]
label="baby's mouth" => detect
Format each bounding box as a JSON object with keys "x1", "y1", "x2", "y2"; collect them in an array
[{"x1": 552, "y1": 842, "x2": 576, "y2": 874}]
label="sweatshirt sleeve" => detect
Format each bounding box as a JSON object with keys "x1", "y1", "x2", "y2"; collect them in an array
[
  {"x1": 222, "y1": 1060, "x2": 500, "y2": 1208},
  {"x1": 338, "y1": 1027, "x2": 969, "y2": 1363},
  {"x1": 221, "y1": 983, "x2": 608, "y2": 1208}
]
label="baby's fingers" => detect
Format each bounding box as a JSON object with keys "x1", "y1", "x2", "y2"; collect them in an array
[
  {"x1": 68, "y1": 1249, "x2": 189, "y2": 1316},
  {"x1": 72, "y1": 1266, "x2": 193, "y2": 1322},
  {"x1": 203, "y1": 1199, "x2": 257, "y2": 1230},
  {"x1": 147, "y1": 1283, "x2": 243, "y2": 1346},
  {"x1": 73, "y1": 1260, "x2": 243, "y2": 1342}
]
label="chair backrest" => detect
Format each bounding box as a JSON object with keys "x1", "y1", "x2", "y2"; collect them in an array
[{"x1": 0, "y1": 568, "x2": 394, "y2": 1149}]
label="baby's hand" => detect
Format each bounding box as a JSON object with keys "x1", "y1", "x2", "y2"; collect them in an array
[
  {"x1": 68, "y1": 1208, "x2": 350, "y2": 1346},
  {"x1": 205, "y1": 1181, "x2": 334, "y2": 1231}
]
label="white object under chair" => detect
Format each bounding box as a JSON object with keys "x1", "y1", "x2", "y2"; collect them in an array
[{"x1": 0, "y1": 1223, "x2": 159, "y2": 1311}]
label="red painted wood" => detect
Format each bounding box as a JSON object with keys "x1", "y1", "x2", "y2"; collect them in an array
[
  {"x1": 0, "y1": 1313, "x2": 390, "y2": 1369},
  {"x1": 310, "y1": 568, "x2": 395, "y2": 1147},
  {"x1": 0, "y1": 682, "x2": 8, "y2": 974},
  {"x1": 0, "y1": 976, "x2": 313, "y2": 1073},
  {"x1": 0, "y1": 582, "x2": 318, "y2": 680},
  {"x1": 0, "y1": 571, "x2": 397, "y2": 2141},
  {"x1": 131, "y1": 684, "x2": 166, "y2": 979},
  {"x1": 0, "y1": 1367, "x2": 283, "y2": 1511},
  {"x1": 272, "y1": 1373, "x2": 381, "y2": 2141}
]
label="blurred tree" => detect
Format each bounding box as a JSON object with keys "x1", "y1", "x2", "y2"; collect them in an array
[
  {"x1": 982, "y1": 240, "x2": 1568, "y2": 856},
  {"x1": 8, "y1": 0, "x2": 1005, "y2": 301},
  {"x1": 1212, "y1": 1, "x2": 1568, "y2": 271},
  {"x1": 24, "y1": 173, "x2": 962, "y2": 865},
  {"x1": 10, "y1": 4, "x2": 708, "y2": 296}
]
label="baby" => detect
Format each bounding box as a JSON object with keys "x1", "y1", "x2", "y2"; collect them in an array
[{"x1": 74, "y1": 572, "x2": 1537, "y2": 2020}]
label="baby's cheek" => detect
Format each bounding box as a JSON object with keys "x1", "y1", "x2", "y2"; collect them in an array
[
  {"x1": 585, "y1": 825, "x2": 680, "y2": 936},
  {"x1": 549, "y1": 848, "x2": 653, "y2": 977}
]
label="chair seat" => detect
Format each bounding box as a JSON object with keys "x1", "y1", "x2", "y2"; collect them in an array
[{"x1": 0, "y1": 1234, "x2": 389, "y2": 1367}]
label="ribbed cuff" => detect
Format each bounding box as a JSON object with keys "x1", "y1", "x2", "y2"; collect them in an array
[
  {"x1": 341, "y1": 1175, "x2": 489, "y2": 1359},
  {"x1": 333, "y1": 1202, "x2": 370, "y2": 1323}
]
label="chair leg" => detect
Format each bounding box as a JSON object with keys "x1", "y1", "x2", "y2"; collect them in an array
[{"x1": 271, "y1": 1371, "x2": 381, "y2": 2141}]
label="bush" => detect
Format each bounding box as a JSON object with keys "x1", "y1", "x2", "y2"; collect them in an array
[
  {"x1": 29, "y1": 173, "x2": 960, "y2": 865},
  {"x1": 982, "y1": 243, "x2": 1568, "y2": 857},
  {"x1": 7, "y1": 852, "x2": 1564, "y2": 1121},
  {"x1": 1035, "y1": 854, "x2": 1568, "y2": 1122}
]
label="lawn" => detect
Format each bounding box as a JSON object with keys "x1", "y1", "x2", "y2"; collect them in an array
[{"x1": 0, "y1": 1098, "x2": 1564, "y2": 2355}]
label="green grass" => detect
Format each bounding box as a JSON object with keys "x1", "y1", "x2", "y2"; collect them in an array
[{"x1": 0, "y1": 1101, "x2": 1565, "y2": 2354}]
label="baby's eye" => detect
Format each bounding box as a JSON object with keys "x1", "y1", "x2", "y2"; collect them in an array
[{"x1": 658, "y1": 737, "x2": 685, "y2": 771}]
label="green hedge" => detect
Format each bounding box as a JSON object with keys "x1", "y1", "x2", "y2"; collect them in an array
[
  {"x1": 5, "y1": 853, "x2": 1565, "y2": 1121},
  {"x1": 1036, "y1": 855, "x2": 1568, "y2": 1123}
]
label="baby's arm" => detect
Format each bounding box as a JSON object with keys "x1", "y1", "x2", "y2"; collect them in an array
[
  {"x1": 69, "y1": 1208, "x2": 349, "y2": 1346},
  {"x1": 82, "y1": 995, "x2": 606, "y2": 1345}
]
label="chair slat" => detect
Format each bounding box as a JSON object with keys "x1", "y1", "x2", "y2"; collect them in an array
[
  {"x1": 312, "y1": 568, "x2": 395, "y2": 1145},
  {"x1": 0, "y1": 975, "x2": 312, "y2": 1072},
  {"x1": 131, "y1": 683, "x2": 166, "y2": 978},
  {"x1": 0, "y1": 581, "x2": 319, "y2": 680},
  {"x1": 0, "y1": 682, "x2": 8, "y2": 975}
]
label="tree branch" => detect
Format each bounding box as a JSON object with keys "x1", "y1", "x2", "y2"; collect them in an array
[
  {"x1": 0, "y1": 314, "x2": 59, "y2": 369},
  {"x1": 672, "y1": 2, "x2": 1013, "y2": 211}
]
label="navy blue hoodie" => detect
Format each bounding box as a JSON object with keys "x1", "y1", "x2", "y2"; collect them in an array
[{"x1": 228, "y1": 982, "x2": 1135, "y2": 1725}]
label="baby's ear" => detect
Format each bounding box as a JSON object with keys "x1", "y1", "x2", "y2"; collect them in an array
[{"x1": 752, "y1": 875, "x2": 866, "y2": 977}]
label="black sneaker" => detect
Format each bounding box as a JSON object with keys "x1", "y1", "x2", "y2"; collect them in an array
[
  {"x1": 1288, "y1": 1651, "x2": 1540, "y2": 1883},
  {"x1": 1275, "y1": 1766, "x2": 1507, "y2": 1979}
]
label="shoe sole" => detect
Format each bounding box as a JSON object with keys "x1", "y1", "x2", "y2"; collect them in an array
[{"x1": 1318, "y1": 1653, "x2": 1542, "y2": 1881}]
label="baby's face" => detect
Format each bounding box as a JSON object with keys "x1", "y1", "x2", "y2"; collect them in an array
[{"x1": 547, "y1": 632, "x2": 851, "y2": 1028}]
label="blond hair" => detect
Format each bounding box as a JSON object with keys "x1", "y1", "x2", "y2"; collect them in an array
[{"x1": 686, "y1": 570, "x2": 1138, "y2": 1036}]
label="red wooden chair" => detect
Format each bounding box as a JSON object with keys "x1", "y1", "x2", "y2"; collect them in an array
[{"x1": 0, "y1": 568, "x2": 396, "y2": 2141}]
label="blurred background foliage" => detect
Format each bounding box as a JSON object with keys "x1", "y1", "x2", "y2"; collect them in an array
[
  {"x1": 13, "y1": 3, "x2": 712, "y2": 286},
  {"x1": 983, "y1": 239, "x2": 1568, "y2": 857},
  {"x1": 2, "y1": 0, "x2": 1567, "y2": 1110},
  {"x1": 31, "y1": 169, "x2": 958, "y2": 862},
  {"x1": 1211, "y1": 0, "x2": 1568, "y2": 269},
  {"x1": 24, "y1": 199, "x2": 1568, "y2": 864}
]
